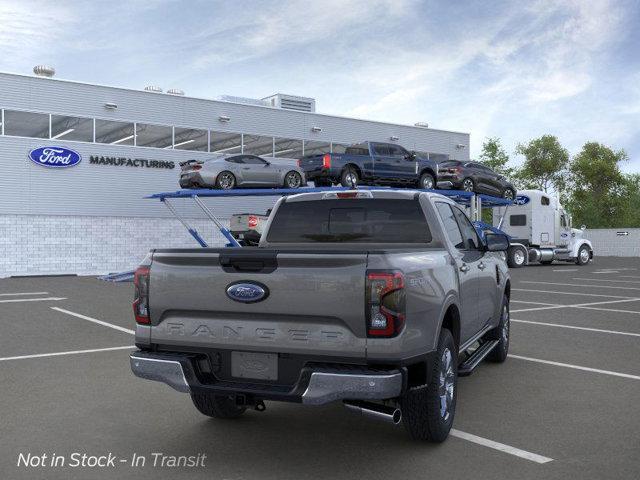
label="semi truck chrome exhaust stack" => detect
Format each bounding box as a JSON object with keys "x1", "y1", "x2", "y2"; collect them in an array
[{"x1": 343, "y1": 400, "x2": 402, "y2": 425}]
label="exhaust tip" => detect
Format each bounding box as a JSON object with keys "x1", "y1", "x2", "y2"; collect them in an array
[
  {"x1": 391, "y1": 408, "x2": 402, "y2": 425},
  {"x1": 344, "y1": 400, "x2": 402, "y2": 425}
]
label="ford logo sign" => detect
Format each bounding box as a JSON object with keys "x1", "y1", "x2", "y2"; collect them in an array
[
  {"x1": 514, "y1": 195, "x2": 530, "y2": 206},
  {"x1": 28, "y1": 146, "x2": 82, "y2": 168},
  {"x1": 226, "y1": 282, "x2": 269, "y2": 303}
]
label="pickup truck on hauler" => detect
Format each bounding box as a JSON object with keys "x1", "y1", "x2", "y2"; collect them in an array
[
  {"x1": 130, "y1": 189, "x2": 511, "y2": 442},
  {"x1": 298, "y1": 142, "x2": 440, "y2": 190}
]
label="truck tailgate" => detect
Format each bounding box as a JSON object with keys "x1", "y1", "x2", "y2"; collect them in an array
[{"x1": 148, "y1": 249, "x2": 368, "y2": 358}]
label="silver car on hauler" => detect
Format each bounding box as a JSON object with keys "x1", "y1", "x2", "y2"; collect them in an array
[{"x1": 179, "y1": 154, "x2": 307, "y2": 189}]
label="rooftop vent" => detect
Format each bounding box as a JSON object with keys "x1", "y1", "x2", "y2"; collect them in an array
[
  {"x1": 262, "y1": 93, "x2": 316, "y2": 113},
  {"x1": 167, "y1": 88, "x2": 185, "y2": 96},
  {"x1": 144, "y1": 85, "x2": 163, "y2": 93},
  {"x1": 33, "y1": 65, "x2": 55, "y2": 78},
  {"x1": 217, "y1": 95, "x2": 270, "y2": 107}
]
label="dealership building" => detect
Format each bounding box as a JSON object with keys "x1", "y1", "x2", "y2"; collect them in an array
[{"x1": 0, "y1": 68, "x2": 470, "y2": 277}]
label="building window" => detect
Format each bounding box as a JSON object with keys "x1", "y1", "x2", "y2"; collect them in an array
[
  {"x1": 210, "y1": 131, "x2": 242, "y2": 154},
  {"x1": 135, "y1": 123, "x2": 173, "y2": 148},
  {"x1": 303, "y1": 140, "x2": 330, "y2": 156},
  {"x1": 243, "y1": 134, "x2": 274, "y2": 156},
  {"x1": 331, "y1": 143, "x2": 349, "y2": 154},
  {"x1": 95, "y1": 119, "x2": 135, "y2": 145},
  {"x1": 173, "y1": 127, "x2": 208, "y2": 151},
  {"x1": 3, "y1": 110, "x2": 50, "y2": 139},
  {"x1": 50, "y1": 114, "x2": 94, "y2": 142},
  {"x1": 273, "y1": 137, "x2": 303, "y2": 159}
]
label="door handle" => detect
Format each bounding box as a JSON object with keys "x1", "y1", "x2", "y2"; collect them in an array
[
  {"x1": 242, "y1": 167, "x2": 250, "y2": 170},
  {"x1": 459, "y1": 264, "x2": 470, "y2": 273},
  {"x1": 478, "y1": 262, "x2": 486, "y2": 270}
]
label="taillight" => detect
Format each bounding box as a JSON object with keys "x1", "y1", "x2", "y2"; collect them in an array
[
  {"x1": 133, "y1": 266, "x2": 150, "y2": 325},
  {"x1": 366, "y1": 271, "x2": 405, "y2": 337},
  {"x1": 297, "y1": 159, "x2": 302, "y2": 167},
  {"x1": 322, "y1": 153, "x2": 331, "y2": 169}
]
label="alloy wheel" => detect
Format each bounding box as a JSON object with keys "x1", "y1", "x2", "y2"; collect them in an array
[
  {"x1": 438, "y1": 348, "x2": 455, "y2": 421},
  {"x1": 286, "y1": 172, "x2": 301, "y2": 188}
]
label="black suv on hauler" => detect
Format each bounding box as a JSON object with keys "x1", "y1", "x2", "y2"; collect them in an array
[{"x1": 438, "y1": 160, "x2": 516, "y2": 199}]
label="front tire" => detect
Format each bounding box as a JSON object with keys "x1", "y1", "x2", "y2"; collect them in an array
[
  {"x1": 215, "y1": 171, "x2": 236, "y2": 190},
  {"x1": 487, "y1": 295, "x2": 510, "y2": 363},
  {"x1": 576, "y1": 245, "x2": 591, "y2": 265},
  {"x1": 419, "y1": 172, "x2": 435, "y2": 190},
  {"x1": 191, "y1": 393, "x2": 246, "y2": 419},
  {"x1": 400, "y1": 328, "x2": 457, "y2": 442}
]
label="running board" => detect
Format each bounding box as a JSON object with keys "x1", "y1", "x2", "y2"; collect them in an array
[{"x1": 458, "y1": 340, "x2": 499, "y2": 377}]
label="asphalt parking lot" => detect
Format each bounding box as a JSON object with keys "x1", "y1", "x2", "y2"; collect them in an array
[{"x1": 2, "y1": 257, "x2": 640, "y2": 480}]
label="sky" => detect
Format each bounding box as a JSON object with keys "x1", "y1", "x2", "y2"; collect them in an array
[{"x1": 1, "y1": 0, "x2": 639, "y2": 171}]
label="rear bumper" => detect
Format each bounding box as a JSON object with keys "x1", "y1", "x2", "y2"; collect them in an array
[
  {"x1": 179, "y1": 172, "x2": 208, "y2": 188},
  {"x1": 130, "y1": 351, "x2": 403, "y2": 405}
]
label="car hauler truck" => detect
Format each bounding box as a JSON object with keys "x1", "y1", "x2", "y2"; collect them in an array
[{"x1": 492, "y1": 189, "x2": 593, "y2": 268}]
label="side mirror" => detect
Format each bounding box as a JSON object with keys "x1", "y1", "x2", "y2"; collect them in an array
[
  {"x1": 404, "y1": 152, "x2": 416, "y2": 160},
  {"x1": 484, "y1": 233, "x2": 510, "y2": 252},
  {"x1": 264, "y1": 161, "x2": 271, "y2": 166},
  {"x1": 581, "y1": 224, "x2": 586, "y2": 230}
]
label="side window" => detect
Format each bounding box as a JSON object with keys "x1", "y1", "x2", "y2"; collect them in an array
[
  {"x1": 387, "y1": 145, "x2": 405, "y2": 157},
  {"x1": 226, "y1": 156, "x2": 244, "y2": 164},
  {"x1": 435, "y1": 203, "x2": 465, "y2": 249},
  {"x1": 451, "y1": 206, "x2": 481, "y2": 250},
  {"x1": 510, "y1": 214, "x2": 526, "y2": 226},
  {"x1": 541, "y1": 196, "x2": 550, "y2": 206},
  {"x1": 243, "y1": 155, "x2": 267, "y2": 165},
  {"x1": 373, "y1": 144, "x2": 390, "y2": 156},
  {"x1": 560, "y1": 215, "x2": 567, "y2": 228}
]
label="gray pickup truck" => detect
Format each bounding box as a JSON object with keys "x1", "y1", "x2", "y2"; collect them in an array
[{"x1": 130, "y1": 189, "x2": 511, "y2": 442}]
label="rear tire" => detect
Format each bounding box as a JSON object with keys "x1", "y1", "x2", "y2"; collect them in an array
[
  {"x1": 507, "y1": 246, "x2": 526, "y2": 268},
  {"x1": 400, "y1": 328, "x2": 457, "y2": 442},
  {"x1": 191, "y1": 393, "x2": 246, "y2": 419},
  {"x1": 419, "y1": 172, "x2": 435, "y2": 190},
  {"x1": 502, "y1": 188, "x2": 516, "y2": 200},
  {"x1": 340, "y1": 167, "x2": 359, "y2": 187},
  {"x1": 462, "y1": 178, "x2": 475, "y2": 192},
  {"x1": 284, "y1": 171, "x2": 302, "y2": 189},
  {"x1": 486, "y1": 295, "x2": 509, "y2": 363},
  {"x1": 215, "y1": 171, "x2": 236, "y2": 190}
]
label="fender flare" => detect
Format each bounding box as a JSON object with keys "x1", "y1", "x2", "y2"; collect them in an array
[
  {"x1": 433, "y1": 292, "x2": 462, "y2": 351},
  {"x1": 571, "y1": 239, "x2": 593, "y2": 258}
]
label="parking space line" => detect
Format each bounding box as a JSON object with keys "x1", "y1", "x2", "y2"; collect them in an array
[
  {"x1": 511, "y1": 319, "x2": 640, "y2": 337},
  {"x1": 573, "y1": 305, "x2": 640, "y2": 315},
  {"x1": 509, "y1": 355, "x2": 640, "y2": 380},
  {"x1": 511, "y1": 298, "x2": 640, "y2": 313},
  {"x1": 572, "y1": 278, "x2": 640, "y2": 284},
  {"x1": 510, "y1": 300, "x2": 561, "y2": 307},
  {"x1": 0, "y1": 346, "x2": 135, "y2": 362},
  {"x1": 51, "y1": 307, "x2": 135, "y2": 335},
  {"x1": 0, "y1": 292, "x2": 49, "y2": 296},
  {"x1": 450, "y1": 429, "x2": 553, "y2": 464},
  {"x1": 520, "y1": 281, "x2": 640, "y2": 291},
  {"x1": 512, "y1": 288, "x2": 639, "y2": 299},
  {"x1": 552, "y1": 269, "x2": 578, "y2": 272},
  {"x1": 0, "y1": 297, "x2": 66, "y2": 303}
]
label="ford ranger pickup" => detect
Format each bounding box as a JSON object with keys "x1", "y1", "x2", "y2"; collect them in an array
[
  {"x1": 130, "y1": 189, "x2": 511, "y2": 442},
  {"x1": 298, "y1": 142, "x2": 440, "y2": 190}
]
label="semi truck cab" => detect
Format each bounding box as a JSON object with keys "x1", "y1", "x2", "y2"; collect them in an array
[{"x1": 492, "y1": 189, "x2": 593, "y2": 267}]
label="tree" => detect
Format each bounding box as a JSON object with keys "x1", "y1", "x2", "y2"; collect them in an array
[
  {"x1": 566, "y1": 142, "x2": 628, "y2": 228},
  {"x1": 479, "y1": 137, "x2": 514, "y2": 177},
  {"x1": 515, "y1": 135, "x2": 569, "y2": 193}
]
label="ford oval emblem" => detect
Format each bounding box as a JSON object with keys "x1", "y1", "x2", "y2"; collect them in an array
[
  {"x1": 28, "y1": 146, "x2": 82, "y2": 168},
  {"x1": 226, "y1": 282, "x2": 269, "y2": 303},
  {"x1": 514, "y1": 195, "x2": 530, "y2": 205}
]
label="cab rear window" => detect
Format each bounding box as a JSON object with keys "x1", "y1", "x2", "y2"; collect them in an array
[{"x1": 266, "y1": 199, "x2": 432, "y2": 244}]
